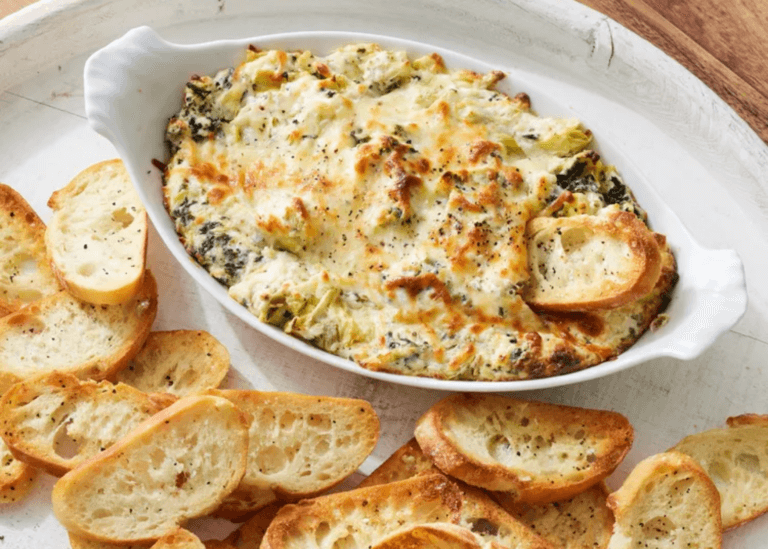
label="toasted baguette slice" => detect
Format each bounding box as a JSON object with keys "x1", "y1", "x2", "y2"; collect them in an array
[
  {"x1": 0, "y1": 372, "x2": 176, "y2": 476},
  {"x1": 495, "y1": 482, "x2": 614, "y2": 549},
  {"x1": 261, "y1": 474, "x2": 552, "y2": 549},
  {"x1": 606, "y1": 451, "x2": 721, "y2": 549},
  {"x1": 0, "y1": 437, "x2": 37, "y2": 504},
  {"x1": 72, "y1": 530, "x2": 206, "y2": 549},
  {"x1": 0, "y1": 271, "x2": 157, "y2": 394},
  {"x1": 727, "y1": 413, "x2": 768, "y2": 427},
  {"x1": 46, "y1": 159, "x2": 148, "y2": 305},
  {"x1": 672, "y1": 414, "x2": 768, "y2": 530},
  {"x1": 204, "y1": 541, "x2": 236, "y2": 549},
  {"x1": 221, "y1": 502, "x2": 283, "y2": 548},
  {"x1": 414, "y1": 394, "x2": 633, "y2": 503},
  {"x1": 0, "y1": 184, "x2": 60, "y2": 316},
  {"x1": 114, "y1": 330, "x2": 229, "y2": 397},
  {"x1": 362, "y1": 442, "x2": 556, "y2": 549},
  {"x1": 69, "y1": 530, "x2": 205, "y2": 549},
  {"x1": 68, "y1": 533, "x2": 148, "y2": 549},
  {"x1": 209, "y1": 390, "x2": 379, "y2": 517},
  {"x1": 261, "y1": 474, "x2": 460, "y2": 549},
  {"x1": 523, "y1": 211, "x2": 662, "y2": 311},
  {"x1": 152, "y1": 528, "x2": 205, "y2": 549},
  {"x1": 52, "y1": 395, "x2": 249, "y2": 544},
  {"x1": 358, "y1": 438, "x2": 439, "y2": 488},
  {"x1": 372, "y1": 523, "x2": 482, "y2": 549},
  {"x1": 455, "y1": 482, "x2": 555, "y2": 549},
  {"x1": 214, "y1": 485, "x2": 278, "y2": 521},
  {"x1": 360, "y1": 437, "x2": 609, "y2": 549}
]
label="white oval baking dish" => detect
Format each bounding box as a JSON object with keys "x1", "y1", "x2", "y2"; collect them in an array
[{"x1": 83, "y1": 26, "x2": 747, "y2": 391}]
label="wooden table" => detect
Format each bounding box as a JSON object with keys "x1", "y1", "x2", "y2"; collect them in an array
[
  {"x1": 579, "y1": 0, "x2": 768, "y2": 145},
  {"x1": 5, "y1": 0, "x2": 765, "y2": 144}
]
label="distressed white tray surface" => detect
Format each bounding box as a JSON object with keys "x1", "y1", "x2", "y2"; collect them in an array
[{"x1": 1, "y1": 0, "x2": 767, "y2": 547}]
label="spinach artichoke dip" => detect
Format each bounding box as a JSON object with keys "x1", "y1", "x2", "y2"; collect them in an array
[{"x1": 162, "y1": 43, "x2": 677, "y2": 381}]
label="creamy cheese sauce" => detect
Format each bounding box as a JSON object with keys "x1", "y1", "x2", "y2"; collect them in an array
[{"x1": 163, "y1": 43, "x2": 673, "y2": 380}]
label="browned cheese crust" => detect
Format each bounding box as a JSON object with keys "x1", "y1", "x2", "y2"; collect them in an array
[{"x1": 162, "y1": 43, "x2": 678, "y2": 382}]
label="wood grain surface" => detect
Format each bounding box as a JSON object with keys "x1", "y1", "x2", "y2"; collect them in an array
[
  {"x1": 578, "y1": 0, "x2": 768, "y2": 144},
  {"x1": 1, "y1": 0, "x2": 766, "y2": 143},
  {"x1": 0, "y1": 0, "x2": 38, "y2": 19}
]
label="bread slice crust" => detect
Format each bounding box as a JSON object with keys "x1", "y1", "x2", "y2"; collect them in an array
[
  {"x1": 0, "y1": 270, "x2": 157, "y2": 394},
  {"x1": 414, "y1": 394, "x2": 633, "y2": 503},
  {"x1": 68, "y1": 529, "x2": 206, "y2": 549},
  {"x1": 151, "y1": 527, "x2": 206, "y2": 549},
  {"x1": 46, "y1": 159, "x2": 148, "y2": 305},
  {"x1": 220, "y1": 502, "x2": 284, "y2": 547},
  {"x1": 523, "y1": 211, "x2": 662, "y2": 312},
  {"x1": 606, "y1": 451, "x2": 722, "y2": 549},
  {"x1": 372, "y1": 523, "x2": 482, "y2": 549},
  {"x1": 673, "y1": 414, "x2": 768, "y2": 530},
  {"x1": 358, "y1": 437, "x2": 440, "y2": 489},
  {"x1": 0, "y1": 184, "x2": 60, "y2": 316},
  {"x1": 68, "y1": 533, "x2": 153, "y2": 549},
  {"x1": 0, "y1": 436, "x2": 37, "y2": 504},
  {"x1": 0, "y1": 371, "x2": 175, "y2": 476},
  {"x1": 52, "y1": 395, "x2": 250, "y2": 544},
  {"x1": 214, "y1": 485, "x2": 278, "y2": 522}
]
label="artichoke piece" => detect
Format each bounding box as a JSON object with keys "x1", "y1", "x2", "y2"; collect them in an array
[
  {"x1": 538, "y1": 127, "x2": 592, "y2": 156},
  {"x1": 499, "y1": 134, "x2": 523, "y2": 155}
]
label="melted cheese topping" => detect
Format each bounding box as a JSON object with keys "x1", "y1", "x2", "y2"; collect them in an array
[{"x1": 163, "y1": 43, "x2": 671, "y2": 380}]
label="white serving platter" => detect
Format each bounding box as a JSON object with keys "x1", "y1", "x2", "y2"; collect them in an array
[{"x1": 1, "y1": 1, "x2": 767, "y2": 547}]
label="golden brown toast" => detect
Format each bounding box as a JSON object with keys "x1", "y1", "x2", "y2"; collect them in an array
[
  {"x1": 607, "y1": 451, "x2": 721, "y2": 549},
  {"x1": 52, "y1": 395, "x2": 249, "y2": 545},
  {"x1": 261, "y1": 474, "x2": 553, "y2": 549},
  {"x1": 523, "y1": 210, "x2": 662, "y2": 311},
  {"x1": 0, "y1": 184, "x2": 60, "y2": 316},
  {"x1": 0, "y1": 371, "x2": 175, "y2": 476},
  {"x1": 0, "y1": 271, "x2": 157, "y2": 394},
  {"x1": 209, "y1": 389, "x2": 379, "y2": 520},
  {"x1": 673, "y1": 414, "x2": 768, "y2": 530},
  {"x1": 414, "y1": 394, "x2": 633, "y2": 503},
  {"x1": 46, "y1": 159, "x2": 148, "y2": 305},
  {"x1": 114, "y1": 330, "x2": 229, "y2": 397}
]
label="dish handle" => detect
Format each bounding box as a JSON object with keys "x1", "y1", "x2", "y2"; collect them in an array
[
  {"x1": 666, "y1": 246, "x2": 747, "y2": 359},
  {"x1": 83, "y1": 26, "x2": 171, "y2": 147}
]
